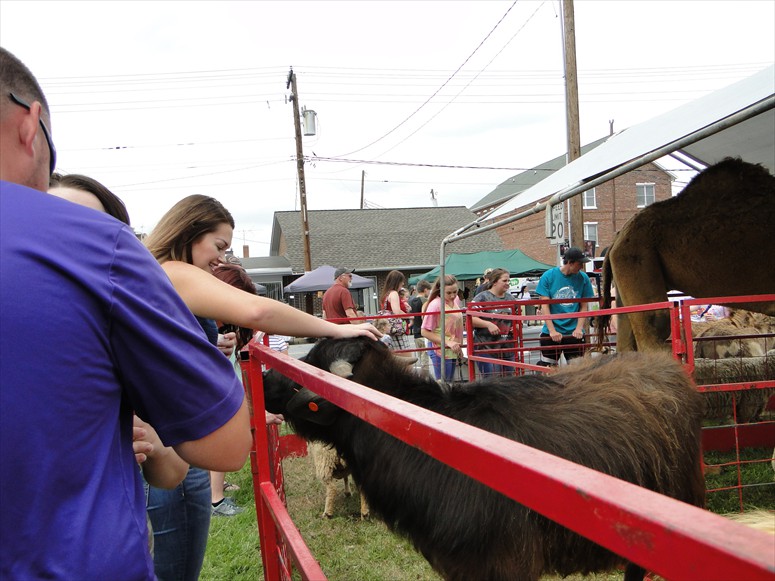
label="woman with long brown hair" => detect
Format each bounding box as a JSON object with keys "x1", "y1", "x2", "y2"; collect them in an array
[
  {"x1": 470, "y1": 267, "x2": 518, "y2": 377},
  {"x1": 379, "y1": 269, "x2": 413, "y2": 351},
  {"x1": 421, "y1": 275, "x2": 499, "y2": 381},
  {"x1": 144, "y1": 194, "x2": 379, "y2": 580}
]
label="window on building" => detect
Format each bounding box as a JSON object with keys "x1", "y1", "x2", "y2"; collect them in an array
[
  {"x1": 584, "y1": 222, "x2": 598, "y2": 243},
  {"x1": 582, "y1": 188, "x2": 597, "y2": 209},
  {"x1": 636, "y1": 183, "x2": 655, "y2": 207}
]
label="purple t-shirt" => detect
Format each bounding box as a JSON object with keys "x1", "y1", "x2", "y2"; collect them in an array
[{"x1": 0, "y1": 182, "x2": 244, "y2": 580}]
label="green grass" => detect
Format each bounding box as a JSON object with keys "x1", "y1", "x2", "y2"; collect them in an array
[
  {"x1": 280, "y1": 454, "x2": 441, "y2": 581},
  {"x1": 704, "y1": 447, "x2": 775, "y2": 514},
  {"x1": 201, "y1": 456, "x2": 627, "y2": 581},
  {"x1": 201, "y1": 454, "x2": 441, "y2": 581},
  {"x1": 200, "y1": 443, "x2": 774, "y2": 580},
  {"x1": 200, "y1": 466, "x2": 262, "y2": 581}
]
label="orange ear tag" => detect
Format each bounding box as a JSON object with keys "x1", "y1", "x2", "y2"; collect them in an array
[{"x1": 308, "y1": 402, "x2": 319, "y2": 412}]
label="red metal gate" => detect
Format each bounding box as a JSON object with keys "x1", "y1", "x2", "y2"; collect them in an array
[{"x1": 244, "y1": 320, "x2": 774, "y2": 580}]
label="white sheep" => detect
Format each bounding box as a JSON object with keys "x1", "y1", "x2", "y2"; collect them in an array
[{"x1": 308, "y1": 441, "x2": 369, "y2": 519}]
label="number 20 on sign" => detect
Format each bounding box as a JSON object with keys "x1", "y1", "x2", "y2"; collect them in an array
[{"x1": 545, "y1": 203, "x2": 564, "y2": 244}]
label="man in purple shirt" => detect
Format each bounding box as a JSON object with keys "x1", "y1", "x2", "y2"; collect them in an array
[{"x1": 0, "y1": 47, "x2": 251, "y2": 580}]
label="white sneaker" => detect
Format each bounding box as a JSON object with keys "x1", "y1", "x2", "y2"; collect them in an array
[{"x1": 212, "y1": 500, "x2": 244, "y2": 517}]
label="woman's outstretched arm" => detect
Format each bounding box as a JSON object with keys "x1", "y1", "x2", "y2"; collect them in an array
[{"x1": 161, "y1": 261, "x2": 380, "y2": 340}]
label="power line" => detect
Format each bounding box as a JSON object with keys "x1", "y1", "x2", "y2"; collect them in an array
[
  {"x1": 304, "y1": 155, "x2": 698, "y2": 173},
  {"x1": 112, "y1": 160, "x2": 291, "y2": 188},
  {"x1": 331, "y1": 0, "x2": 520, "y2": 158},
  {"x1": 374, "y1": 0, "x2": 547, "y2": 159},
  {"x1": 307, "y1": 156, "x2": 545, "y2": 172},
  {"x1": 42, "y1": 62, "x2": 769, "y2": 112},
  {"x1": 64, "y1": 135, "x2": 290, "y2": 153},
  {"x1": 43, "y1": 62, "x2": 770, "y2": 88}
]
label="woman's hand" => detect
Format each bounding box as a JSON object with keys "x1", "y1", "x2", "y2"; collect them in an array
[
  {"x1": 133, "y1": 419, "x2": 154, "y2": 464},
  {"x1": 217, "y1": 332, "x2": 237, "y2": 358},
  {"x1": 330, "y1": 322, "x2": 382, "y2": 341},
  {"x1": 265, "y1": 411, "x2": 284, "y2": 425},
  {"x1": 446, "y1": 338, "x2": 462, "y2": 354},
  {"x1": 134, "y1": 415, "x2": 190, "y2": 489}
]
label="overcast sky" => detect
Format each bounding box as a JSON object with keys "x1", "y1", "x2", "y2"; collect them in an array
[{"x1": 2, "y1": 0, "x2": 773, "y2": 256}]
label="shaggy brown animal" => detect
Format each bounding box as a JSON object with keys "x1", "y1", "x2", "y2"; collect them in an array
[
  {"x1": 264, "y1": 338, "x2": 705, "y2": 581},
  {"x1": 727, "y1": 308, "x2": 775, "y2": 332},
  {"x1": 691, "y1": 310, "x2": 775, "y2": 421},
  {"x1": 693, "y1": 323, "x2": 767, "y2": 359},
  {"x1": 724, "y1": 510, "x2": 775, "y2": 535},
  {"x1": 694, "y1": 351, "x2": 775, "y2": 422},
  {"x1": 597, "y1": 158, "x2": 775, "y2": 352},
  {"x1": 693, "y1": 309, "x2": 774, "y2": 359},
  {"x1": 308, "y1": 441, "x2": 369, "y2": 519}
]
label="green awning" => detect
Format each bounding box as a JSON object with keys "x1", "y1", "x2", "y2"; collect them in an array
[{"x1": 408, "y1": 249, "x2": 553, "y2": 285}]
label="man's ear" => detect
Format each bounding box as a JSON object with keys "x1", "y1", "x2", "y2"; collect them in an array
[{"x1": 17, "y1": 101, "x2": 43, "y2": 159}]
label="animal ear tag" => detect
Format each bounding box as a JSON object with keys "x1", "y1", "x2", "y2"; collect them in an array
[{"x1": 287, "y1": 387, "x2": 339, "y2": 425}]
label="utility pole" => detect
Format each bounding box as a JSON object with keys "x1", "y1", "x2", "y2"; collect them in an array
[
  {"x1": 360, "y1": 170, "x2": 365, "y2": 209},
  {"x1": 561, "y1": 0, "x2": 583, "y2": 251},
  {"x1": 287, "y1": 67, "x2": 312, "y2": 272}
]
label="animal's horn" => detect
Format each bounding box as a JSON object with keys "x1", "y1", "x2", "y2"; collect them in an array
[{"x1": 330, "y1": 359, "x2": 354, "y2": 378}]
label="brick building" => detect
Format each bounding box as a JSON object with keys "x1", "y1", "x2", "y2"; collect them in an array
[{"x1": 471, "y1": 138, "x2": 674, "y2": 265}]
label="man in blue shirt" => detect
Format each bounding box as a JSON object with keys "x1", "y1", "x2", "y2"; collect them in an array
[
  {"x1": 0, "y1": 47, "x2": 251, "y2": 580},
  {"x1": 535, "y1": 247, "x2": 594, "y2": 365}
]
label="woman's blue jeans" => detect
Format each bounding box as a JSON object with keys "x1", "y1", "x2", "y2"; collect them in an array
[
  {"x1": 146, "y1": 467, "x2": 212, "y2": 581},
  {"x1": 429, "y1": 350, "x2": 457, "y2": 381}
]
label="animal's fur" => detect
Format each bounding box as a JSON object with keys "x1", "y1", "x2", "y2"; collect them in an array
[
  {"x1": 692, "y1": 310, "x2": 775, "y2": 421},
  {"x1": 724, "y1": 510, "x2": 775, "y2": 535},
  {"x1": 726, "y1": 309, "x2": 775, "y2": 333},
  {"x1": 308, "y1": 441, "x2": 369, "y2": 519},
  {"x1": 264, "y1": 338, "x2": 705, "y2": 581},
  {"x1": 695, "y1": 352, "x2": 775, "y2": 422},
  {"x1": 597, "y1": 158, "x2": 775, "y2": 352},
  {"x1": 693, "y1": 323, "x2": 766, "y2": 359},
  {"x1": 693, "y1": 309, "x2": 774, "y2": 359}
]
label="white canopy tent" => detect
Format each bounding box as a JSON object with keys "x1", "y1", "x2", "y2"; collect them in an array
[
  {"x1": 473, "y1": 64, "x2": 774, "y2": 229},
  {"x1": 432, "y1": 66, "x2": 774, "y2": 380}
]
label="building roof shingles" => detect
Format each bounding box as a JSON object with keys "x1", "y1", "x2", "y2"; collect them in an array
[
  {"x1": 273, "y1": 206, "x2": 504, "y2": 273},
  {"x1": 470, "y1": 137, "x2": 608, "y2": 213}
]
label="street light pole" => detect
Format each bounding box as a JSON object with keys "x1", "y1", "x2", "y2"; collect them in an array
[{"x1": 287, "y1": 67, "x2": 312, "y2": 272}]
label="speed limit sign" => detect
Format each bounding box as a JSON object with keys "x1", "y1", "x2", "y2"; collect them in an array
[{"x1": 545, "y1": 203, "x2": 564, "y2": 244}]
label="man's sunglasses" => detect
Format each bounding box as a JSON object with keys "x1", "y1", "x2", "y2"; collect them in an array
[{"x1": 8, "y1": 92, "x2": 57, "y2": 174}]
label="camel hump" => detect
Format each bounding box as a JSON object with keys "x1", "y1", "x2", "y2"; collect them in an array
[{"x1": 677, "y1": 157, "x2": 775, "y2": 203}]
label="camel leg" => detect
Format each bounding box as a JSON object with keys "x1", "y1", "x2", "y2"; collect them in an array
[
  {"x1": 629, "y1": 308, "x2": 672, "y2": 352},
  {"x1": 614, "y1": 292, "x2": 669, "y2": 353},
  {"x1": 615, "y1": 310, "x2": 637, "y2": 352},
  {"x1": 611, "y1": 249, "x2": 672, "y2": 352}
]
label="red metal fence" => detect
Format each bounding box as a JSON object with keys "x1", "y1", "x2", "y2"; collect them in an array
[
  {"x1": 244, "y1": 294, "x2": 775, "y2": 580},
  {"x1": 465, "y1": 294, "x2": 775, "y2": 510}
]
